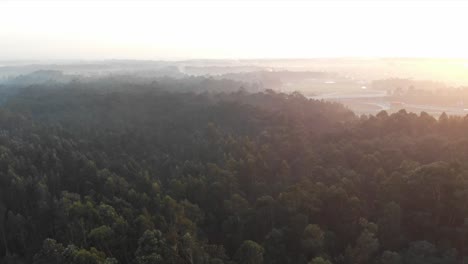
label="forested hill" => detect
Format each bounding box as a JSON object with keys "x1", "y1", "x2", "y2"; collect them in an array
[{"x1": 1, "y1": 81, "x2": 468, "y2": 264}]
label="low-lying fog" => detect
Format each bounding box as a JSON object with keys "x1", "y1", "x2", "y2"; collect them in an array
[{"x1": 1, "y1": 58, "x2": 468, "y2": 116}]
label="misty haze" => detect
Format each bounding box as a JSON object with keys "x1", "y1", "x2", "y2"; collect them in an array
[{"x1": 1, "y1": 1, "x2": 468, "y2": 264}]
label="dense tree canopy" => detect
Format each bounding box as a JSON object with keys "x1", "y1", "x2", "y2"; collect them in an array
[{"x1": 0, "y1": 77, "x2": 468, "y2": 264}]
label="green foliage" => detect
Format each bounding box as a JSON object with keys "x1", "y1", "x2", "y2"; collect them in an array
[
  {"x1": 135, "y1": 230, "x2": 166, "y2": 264},
  {"x1": 379, "y1": 251, "x2": 401, "y2": 264},
  {"x1": 301, "y1": 224, "x2": 324, "y2": 258},
  {"x1": 33, "y1": 239, "x2": 65, "y2": 264},
  {"x1": 235, "y1": 240, "x2": 264, "y2": 264},
  {"x1": 308, "y1": 257, "x2": 332, "y2": 264},
  {"x1": 33, "y1": 239, "x2": 115, "y2": 264},
  {"x1": 0, "y1": 79, "x2": 467, "y2": 264}
]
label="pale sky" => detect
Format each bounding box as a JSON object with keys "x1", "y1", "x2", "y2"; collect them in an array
[{"x1": 1, "y1": 0, "x2": 468, "y2": 60}]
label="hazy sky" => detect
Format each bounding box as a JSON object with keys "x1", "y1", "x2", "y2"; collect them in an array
[{"x1": 1, "y1": 0, "x2": 468, "y2": 60}]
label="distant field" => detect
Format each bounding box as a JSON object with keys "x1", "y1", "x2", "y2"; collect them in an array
[{"x1": 310, "y1": 90, "x2": 468, "y2": 116}]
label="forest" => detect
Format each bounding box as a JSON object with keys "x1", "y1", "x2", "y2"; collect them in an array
[{"x1": 1, "y1": 75, "x2": 468, "y2": 264}]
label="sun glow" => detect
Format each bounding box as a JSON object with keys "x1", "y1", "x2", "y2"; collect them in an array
[{"x1": 1, "y1": 0, "x2": 468, "y2": 60}]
